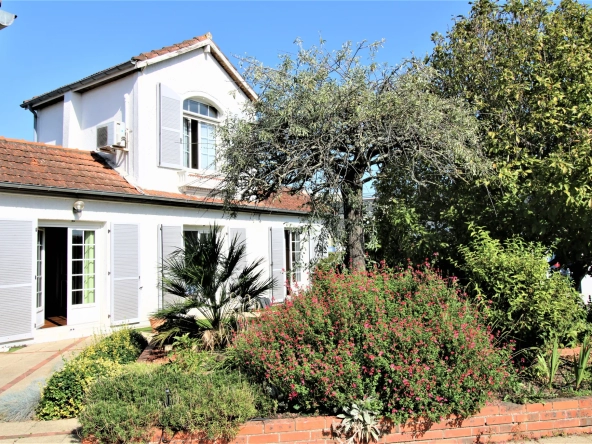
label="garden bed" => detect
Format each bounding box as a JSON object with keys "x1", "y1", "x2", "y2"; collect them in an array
[{"x1": 82, "y1": 397, "x2": 592, "y2": 443}]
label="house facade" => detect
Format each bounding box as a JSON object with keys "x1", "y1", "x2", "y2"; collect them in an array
[{"x1": 0, "y1": 34, "x2": 317, "y2": 347}]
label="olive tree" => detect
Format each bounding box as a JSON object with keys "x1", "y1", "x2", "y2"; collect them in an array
[{"x1": 217, "y1": 39, "x2": 487, "y2": 270}]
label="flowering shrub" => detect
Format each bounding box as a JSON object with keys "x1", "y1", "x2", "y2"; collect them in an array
[{"x1": 232, "y1": 265, "x2": 511, "y2": 423}]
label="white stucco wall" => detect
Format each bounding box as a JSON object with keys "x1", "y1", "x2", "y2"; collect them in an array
[
  {"x1": 36, "y1": 101, "x2": 64, "y2": 146},
  {"x1": 136, "y1": 48, "x2": 250, "y2": 192},
  {"x1": 0, "y1": 191, "x2": 311, "y2": 346}
]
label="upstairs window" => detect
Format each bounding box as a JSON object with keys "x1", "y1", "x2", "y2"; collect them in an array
[{"x1": 182, "y1": 99, "x2": 219, "y2": 171}]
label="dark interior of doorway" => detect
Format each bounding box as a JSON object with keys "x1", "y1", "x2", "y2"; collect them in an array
[{"x1": 42, "y1": 227, "x2": 67, "y2": 328}]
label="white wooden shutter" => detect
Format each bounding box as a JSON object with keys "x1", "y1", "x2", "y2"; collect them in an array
[
  {"x1": 270, "y1": 227, "x2": 286, "y2": 303},
  {"x1": 0, "y1": 220, "x2": 34, "y2": 344},
  {"x1": 229, "y1": 228, "x2": 247, "y2": 275},
  {"x1": 158, "y1": 225, "x2": 183, "y2": 308},
  {"x1": 159, "y1": 83, "x2": 182, "y2": 168},
  {"x1": 111, "y1": 224, "x2": 140, "y2": 325}
]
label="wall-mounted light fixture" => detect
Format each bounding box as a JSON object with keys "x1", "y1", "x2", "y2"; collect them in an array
[{"x1": 73, "y1": 200, "x2": 85, "y2": 214}]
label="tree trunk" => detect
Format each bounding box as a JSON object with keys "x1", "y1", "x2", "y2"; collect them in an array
[{"x1": 342, "y1": 180, "x2": 366, "y2": 271}]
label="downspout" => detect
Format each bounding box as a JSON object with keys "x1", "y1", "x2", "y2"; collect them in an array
[{"x1": 26, "y1": 107, "x2": 38, "y2": 142}]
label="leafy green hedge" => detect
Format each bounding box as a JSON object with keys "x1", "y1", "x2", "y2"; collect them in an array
[
  {"x1": 80, "y1": 355, "x2": 271, "y2": 443},
  {"x1": 36, "y1": 329, "x2": 146, "y2": 420}
]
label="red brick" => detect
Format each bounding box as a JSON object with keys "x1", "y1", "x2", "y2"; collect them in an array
[
  {"x1": 485, "y1": 415, "x2": 513, "y2": 426},
  {"x1": 579, "y1": 397, "x2": 592, "y2": 409},
  {"x1": 458, "y1": 417, "x2": 486, "y2": 428},
  {"x1": 580, "y1": 408, "x2": 592, "y2": 418},
  {"x1": 264, "y1": 420, "x2": 295, "y2": 433},
  {"x1": 247, "y1": 433, "x2": 280, "y2": 443},
  {"x1": 310, "y1": 429, "x2": 332, "y2": 439},
  {"x1": 526, "y1": 402, "x2": 553, "y2": 412},
  {"x1": 540, "y1": 410, "x2": 567, "y2": 421},
  {"x1": 228, "y1": 437, "x2": 248, "y2": 444},
  {"x1": 381, "y1": 433, "x2": 413, "y2": 443},
  {"x1": 471, "y1": 426, "x2": 499, "y2": 437},
  {"x1": 443, "y1": 428, "x2": 473, "y2": 438},
  {"x1": 499, "y1": 403, "x2": 525, "y2": 414},
  {"x1": 295, "y1": 417, "x2": 326, "y2": 431},
  {"x1": 565, "y1": 409, "x2": 579, "y2": 418},
  {"x1": 552, "y1": 399, "x2": 579, "y2": 410},
  {"x1": 526, "y1": 412, "x2": 541, "y2": 422},
  {"x1": 513, "y1": 414, "x2": 528, "y2": 423},
  {"x1": 240, "y1": 422, "x2": 265, "y2": 435},
  {"x1": 485, "y1": 433, "x2": 514, "y2": 442},
  {"x1": 580, "y1": 417, "x2": 592, "y2": 427},
  {"x1": 279, "y1": 431, "x2": 311, "y2": 442},
  {"x1": 477, "y1": 405, "x2": 500, "y2": 416}
]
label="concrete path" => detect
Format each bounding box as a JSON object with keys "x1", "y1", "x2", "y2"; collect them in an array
[
  {"x1": 0, "y1": 337, "x2": 91, "y2": 396},
  {"x1": 0, "y1": 419, "x2": 80, "y2": 443}
]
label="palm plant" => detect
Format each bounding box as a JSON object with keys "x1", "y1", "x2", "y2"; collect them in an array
[{"x1": 152, "y1": 224, "x2": 274, "y2": 349}]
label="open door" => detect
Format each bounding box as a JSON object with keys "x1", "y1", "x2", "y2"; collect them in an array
[
  {"x1": 35, "y1": 229, "x2": 45, "y2": 329},
  {"x1": 0, "y1": 219, "x2": 35, "y2": 344},
  {"x1": 67, "y1": 228, "x2": 98, "y2": 325},
  {"x1": 270, "y1": 227, "x2": 286, "y2": 303}
]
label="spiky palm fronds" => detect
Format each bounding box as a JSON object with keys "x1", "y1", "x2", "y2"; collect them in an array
[{"x1": 152, "y1": 224, "x2": 274, "y2": 349}]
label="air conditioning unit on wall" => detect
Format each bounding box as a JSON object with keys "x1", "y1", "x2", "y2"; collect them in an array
[{"x1": 96, "y1": 121, "x2": 126, "y2": 152}]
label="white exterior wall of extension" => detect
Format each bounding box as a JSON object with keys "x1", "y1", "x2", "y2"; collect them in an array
[{"x1": 0, "y1": 191, "x2": 311, "y2": 347}]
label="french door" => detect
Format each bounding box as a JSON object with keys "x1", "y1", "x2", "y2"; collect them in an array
[
  {"x1": 67, "y1": 228, "x2": 99, "y2": 325},
  {"x1": 35, "y1": 229, "x2": 45, "y2": 329}
]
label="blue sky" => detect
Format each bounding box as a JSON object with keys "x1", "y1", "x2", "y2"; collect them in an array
[{"x1": 0, "y1": 1, "x2": 475, "y2": 141}]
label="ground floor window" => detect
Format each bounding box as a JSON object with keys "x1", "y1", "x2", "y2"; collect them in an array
[
  {"x1": 285, "y1": 230, "x2": 302, "y2": 284},
  {"x1": 71, "y1": 229, "x2": 95, "y2": 305}
]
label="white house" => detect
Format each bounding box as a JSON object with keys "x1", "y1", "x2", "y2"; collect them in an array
[{"x1": 0, "y1": 33, "x2": 317, "y2": 348}]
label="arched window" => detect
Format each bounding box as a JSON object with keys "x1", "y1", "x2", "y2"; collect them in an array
[{"x1": 182, "y1": 99, "x2": 219, "y2": 170}]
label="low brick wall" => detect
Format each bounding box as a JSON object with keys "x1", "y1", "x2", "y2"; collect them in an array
[{"x1": 146, "y1": 396, "x2": 592, "y2": 443}]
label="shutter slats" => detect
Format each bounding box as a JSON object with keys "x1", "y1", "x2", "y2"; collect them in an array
[
  {"x1": 159, "y1": 83, "x2": 182, "y2": 168},
  {"x1": 270, "y1": 227, "x2": 285, "y2": 303},
  {"x1": 112, "y1": 224, "x2": 139, "y2": 324},
  {"x1": 159, "y1": 225, "x2": 183, "y2": 308},
  {"x1": 0, "y1": 220, "x2": 33, "y2": 343}
]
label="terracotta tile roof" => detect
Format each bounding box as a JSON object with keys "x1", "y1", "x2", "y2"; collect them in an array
[
  {"x1": 132, "y1": 33, "x2": 211, "y2": 62},
  {"x1": 144, "y1": 189, "x2": 310, "y2": 213},
  {"x1": 0, "y1": 137, "x2": 309, "y2": 213},
  {"x1": 0, "y1": 137, "x2": 141, "y2": 195}
]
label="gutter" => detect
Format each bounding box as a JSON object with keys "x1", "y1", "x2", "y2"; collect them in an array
[
  {"x1": 0, "y1": 182, "x2": 308, "y2": 217},
  {"x1": 21, "y1": 60, "x2": 137, "y2": 110}
]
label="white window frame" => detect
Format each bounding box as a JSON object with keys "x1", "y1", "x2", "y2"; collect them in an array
[
  {"x1": 182, "y1": 99, "x2": 220, "y2": 171},
  {"x1": 285, "y1": 229, "x2": 303, "y2": 284}
]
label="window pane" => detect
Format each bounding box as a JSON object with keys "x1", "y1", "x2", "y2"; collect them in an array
[
  {"x1": 72, "y1": 260, "x2": 83, "y2": 275},
  {"x1": 72, "y1": 230, "x2": 83, "y2": 245},
  {"x1": 83, "y1": 289, "x2": 95, "y2": 304},
  {"x1": 72, "y1": 245, "x2": 83, "y2": 260},
  {"x1": 183, "y1": 118, "x2": 190, "y2": 168},
  {"x1": 190, "y1": 100, "x2": 200, "y2": 114},
  {"x1": 72, "y1": 275, "x2": 83, "y2": 291},
  {"x1": 183, "y1": 99, "x2": 190, "y2": 111},
  {"x1": 72, "y1": 291, "x2": 83, "y2": 305},
  {"x1": 200, "y1": 122, "x2": 216, "y2": 170},
  {"x1": 209, "y1": 107, "x2": 218, "y2": 119},
  {"x1": 199, "y1": 103, "x2": 209, "y2": 116}
]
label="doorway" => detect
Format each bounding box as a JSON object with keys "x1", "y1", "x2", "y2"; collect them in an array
[{"x1": 41, "y1": 227, "x2": 68, "y2": 328}]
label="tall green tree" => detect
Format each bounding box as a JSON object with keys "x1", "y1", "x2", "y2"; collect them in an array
[
  {"x1": 375, "y1": 0, "x2": 592, "y2": 279},
  {"x1": 217, "y1": 40, "x2": 486, "y2": 270}
]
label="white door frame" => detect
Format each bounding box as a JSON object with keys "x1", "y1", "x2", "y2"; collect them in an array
[
  {"x1": 35, "y1": 228, "x2": 45, "y2": 329},
  {"x1": 38, "y1": 221, "x2": 104, "y2": 327}
]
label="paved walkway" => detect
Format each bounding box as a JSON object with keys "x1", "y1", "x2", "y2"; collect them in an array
[
  {"x1": 0, "y1": 338, "x2": 91, "y2": 396},
  {"x1": 0, "y1": 419, "x2": 80, "y2": 443}
]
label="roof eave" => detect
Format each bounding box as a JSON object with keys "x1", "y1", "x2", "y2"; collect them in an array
[
  {"x1": 21, "y1": 60, "x2": 138, "y2": 110},
  {"x1": 0, "y1": 181, "x2": 308, "y2": 216}
]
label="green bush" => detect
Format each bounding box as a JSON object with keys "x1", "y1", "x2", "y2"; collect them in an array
[
  {"x1": 456, "y1": 227, "x2": 587, "y2": 349},
  {"x1": 80, "y1": 360, "x2": 266, "y2": 443},
  {"x1": 231, "y1": 265, "x2": 511, "y2": 424},
  {"x1": 36, "y1": 328, "x2": 146, "y2": 420}
]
